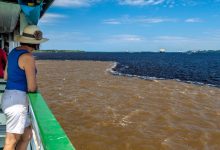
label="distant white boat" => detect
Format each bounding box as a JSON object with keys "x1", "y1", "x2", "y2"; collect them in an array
[{"x1": 159, "y1": 48, "x2": 166, "y2": 53}]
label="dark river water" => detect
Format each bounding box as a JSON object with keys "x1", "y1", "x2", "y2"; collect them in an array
[{"x1": 35, "y1": 51, "x2": 220, "y2": 87}]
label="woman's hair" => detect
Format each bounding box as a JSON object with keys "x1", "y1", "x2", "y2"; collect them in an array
[{"x1": 20, "y1": 43, "x2": 40, "y2": 50}]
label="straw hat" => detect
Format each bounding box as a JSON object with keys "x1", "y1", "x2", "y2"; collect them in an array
[{"x1": 15, "y1": 25, "x2": 48, "y2": 44}]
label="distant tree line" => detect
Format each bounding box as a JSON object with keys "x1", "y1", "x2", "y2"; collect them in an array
[{"x1": 35, "y1": 50, "x2": 85, "y2": 53}]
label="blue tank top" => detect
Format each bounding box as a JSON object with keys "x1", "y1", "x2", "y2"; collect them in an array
[{"x1": 6, "y1": 48, "x2": 29, "y2": 92}]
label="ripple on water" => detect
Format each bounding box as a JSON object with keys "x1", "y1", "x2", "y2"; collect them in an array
[{"x1": 37, "y1": 61, "x2": 220, "y2": 150}]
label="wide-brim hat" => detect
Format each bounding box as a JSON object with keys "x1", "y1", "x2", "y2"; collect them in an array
[{"x1": 15, "y1": 25, "x2": 48, "y2": 44}]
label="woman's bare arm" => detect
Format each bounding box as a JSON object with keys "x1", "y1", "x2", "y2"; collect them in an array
[
  {"x1": 20, "y1": 53, "x2": 37, "y2": 92},
  {"x1": 4, "y1": 63, "x2": 8, "y2": 80}
]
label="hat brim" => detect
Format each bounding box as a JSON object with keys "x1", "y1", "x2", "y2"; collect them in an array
[{"x1": 15, "y1": 35, "x2": 48, "y2": 44}]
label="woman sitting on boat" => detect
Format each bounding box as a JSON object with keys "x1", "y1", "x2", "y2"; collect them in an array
[{"x1": 1, "y1": 25, "x2": 48, "y2": 150}]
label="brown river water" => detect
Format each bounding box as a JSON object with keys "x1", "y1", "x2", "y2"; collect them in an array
[{"x1": 36, "y1": 60, "x2": 220, "y2": 150}]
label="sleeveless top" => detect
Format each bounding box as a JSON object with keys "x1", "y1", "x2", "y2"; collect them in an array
[{"x1": 6, "y1": 48, "x2": 29, "y2": 92}]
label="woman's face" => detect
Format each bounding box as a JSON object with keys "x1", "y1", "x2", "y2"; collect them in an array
[{"x1": 29, "y1": 44, "x2": 40, "y2": 51}]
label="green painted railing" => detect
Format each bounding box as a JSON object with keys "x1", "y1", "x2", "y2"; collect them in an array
[{"x1": 28, "y1": 93, "x2": 75, "y2": 150}]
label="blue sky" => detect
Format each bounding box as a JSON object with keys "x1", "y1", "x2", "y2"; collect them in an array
[{"x1": 39, "y1": 0, "x2": 220, "y2": 52}]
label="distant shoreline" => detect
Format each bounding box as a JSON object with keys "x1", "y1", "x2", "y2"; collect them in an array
[
  {"x1": 35, "y1": 50, "x2": 85, "y2": 53},
  {"x1": 35, "y1": 50, "x2": 220, "y2": 53}
]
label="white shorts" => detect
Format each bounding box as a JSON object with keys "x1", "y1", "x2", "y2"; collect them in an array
[{"x1": 1, "y1": 90, "x2": 31, "y2": 134}]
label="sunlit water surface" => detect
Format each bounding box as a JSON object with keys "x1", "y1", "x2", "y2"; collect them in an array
[{"x1": 37, "y1": 60, "x2": 220, "y2": 150}]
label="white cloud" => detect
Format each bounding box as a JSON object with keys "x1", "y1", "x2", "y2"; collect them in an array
[
  {"x1": 103, "y1": 19, "x2": 121, "y2": 25},
  {"x1": 136, "y1": 18, "x2": 176, "y2": 23},
  {"x1": 103, "y1": 16, "x2": 177, "y2": 25},
  {"x1": 52, "y1": 0, "x2": 220, "y2": 8},
  {"x1": 107, "y1": 34, "x2": 144, "y2": 42},
  {"x1": 118, "y1": 0, "x2": 220, "y2": 8},
  {"x1": 42, "y1": 31, "x2": 220, "y2": 51},
  {"x1": 185, "y1": 18, "x2": 203, "y2": 23},
  {"x1": 53, "y1": 0, "x2": 100, "y2": 7},
  {"x1": 162, "y1": 0, "x2": 220, "y2": 8},
  {"x1": 103, "y1": 16, "x2": 204, "y2": 25},
  {"x1": 118, "y1": 0, "x2": 217, "y2": 7},
  {"x1": 119, "y1": 0, "x2": 165, "y2": 6},
  {"x1": 150, "y1": 34, "x2": 220, "y2": 51},
  {"x1": 154, "y1": 36, "x2": 191, "y2": 41},
  {"x1": 40, "y1": 13, "x2": 67, "y2": 23}
]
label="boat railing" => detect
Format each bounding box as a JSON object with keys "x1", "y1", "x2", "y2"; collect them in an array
[
  {"x1": 28, "y1": 92, "x2": 75, "y2": 150},
  {"x1": 0, "y1": 79, "x2": 75, "y2": 150}
]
